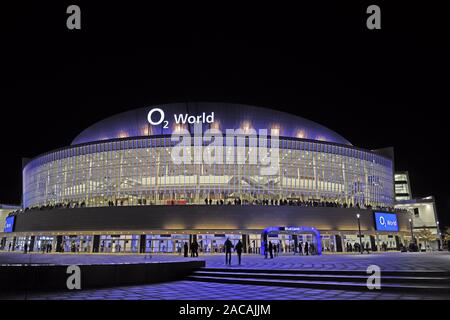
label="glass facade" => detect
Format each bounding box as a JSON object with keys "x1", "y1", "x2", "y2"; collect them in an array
[
  {"x1": 2, "y1": 232, "x2": 407, "y2": 254},
  {"x1": 394, "y1": 172, "x2": 412, "y2": 201},
  {"x1": 23, "y1": 136, "x2": 394, "y2": 208}
]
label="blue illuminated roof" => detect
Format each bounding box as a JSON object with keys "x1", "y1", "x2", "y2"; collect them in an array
[{"x1": 71, "y1": 102, "x2": 352, "y2": 146}]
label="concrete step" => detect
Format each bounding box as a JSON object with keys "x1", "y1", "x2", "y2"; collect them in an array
[
  {"x1": 187, "y1": 274, "x2": 450, "y2": 293},
  {"x1": 193, "y1": 270, "x2": 450, "y2": 284},
  {"x1": 201, "y1": 267, "x2": 450, "y2": 278}
]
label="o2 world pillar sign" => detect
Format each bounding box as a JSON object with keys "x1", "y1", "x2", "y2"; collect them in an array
[{"x1": 146, "y1": 108, "x2": 281, "y2": 176}]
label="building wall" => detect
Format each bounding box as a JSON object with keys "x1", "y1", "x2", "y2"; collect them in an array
[
  {"x1": 412, "y1": 202, "x2": 439, "y2": 232},
  {"x1": 11, "y1": 205, "x2": 411, "y2": 234},
  {"x1": 394, "y1": 171, "x2": 412, "y2": 201}
]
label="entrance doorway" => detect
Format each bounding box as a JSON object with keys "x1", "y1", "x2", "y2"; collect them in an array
[{"x1": 261, "y1": 226, "x2": 322, "y2": 256}]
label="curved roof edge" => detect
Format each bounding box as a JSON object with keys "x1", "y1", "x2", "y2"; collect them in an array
[{"x1": 71, "y1": 102, "x2": 352, "y2": 146}]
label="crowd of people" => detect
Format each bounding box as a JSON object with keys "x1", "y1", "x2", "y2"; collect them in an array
[
  {"x1": 262, "y1": 240, "x2": 318, "y2": 258},
  {"x1": 181, "y1": 238, "x2": 321, "y2": 266},
  {"x1": 9, "y1": 197, "x2": 407, "y2": 217},
  {"x1": 345, "y1": 241, "x2": 404, "y2": 253},
  {"x1": 346, "y1": 242, "x2": 369, "y2": 253},
  {"x1": 9, "y1": 201, "x2": 87, "y2": 216},
  {"x1": 203, "y1": 197, "x2": 403, "y2": 212},
  {"x1": 181, "y1": 238, "x2": 245, "y2": 265}
]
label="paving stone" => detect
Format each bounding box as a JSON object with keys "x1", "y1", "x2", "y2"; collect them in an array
[{"x1": 2, "y1": 252, "x2": 450, "y2": 300}]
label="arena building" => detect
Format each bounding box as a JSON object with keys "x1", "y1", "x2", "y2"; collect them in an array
[{"x1": 1, "y1": 102, "x2": 413, "y2": 255}]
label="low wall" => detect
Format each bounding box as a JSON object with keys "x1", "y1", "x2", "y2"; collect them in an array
[{"x1": 0, "y1": 260, "x2": 205, "y2": 293}]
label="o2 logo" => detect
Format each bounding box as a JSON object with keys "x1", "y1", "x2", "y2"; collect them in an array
[
  {"x1": 378, "y1": 216, "x2": 386, "y2": 227},
  {"x1": 147, "y1": 108, "x2": 169, "y2": 128}
]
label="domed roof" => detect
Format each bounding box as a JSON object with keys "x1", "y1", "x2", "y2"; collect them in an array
[{"x1": 71, "y1": 102, "x2": 352, "y2": 146}]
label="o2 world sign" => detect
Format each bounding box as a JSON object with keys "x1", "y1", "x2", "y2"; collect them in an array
[
  {"x1": 374, "y1": 212, "x2": 399, "y2": 232},
  {"x1": 147, "y1": 108, "x2": 215, "y2": 129}
]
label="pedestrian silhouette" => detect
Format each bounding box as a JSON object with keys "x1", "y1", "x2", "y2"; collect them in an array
[
  {"x1": 269, "y1": 241, "x2": 274, "y2": 259},
  {"x1": 224, "y1": 238, "x2": 233, "y2": 265},
  {"x1": 183, "y1": 242, "x2": 189, "y2": 257},
  {"x1": 235, "y1": 240, "x2": 243, "y2": 265},
  {"x1": 191, "y1": 240, "x2": 199, "y2": 257}
]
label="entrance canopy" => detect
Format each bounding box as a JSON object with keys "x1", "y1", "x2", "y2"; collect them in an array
[{"x1": 261, "y1": 226, "x2": 322, "y2": 256}]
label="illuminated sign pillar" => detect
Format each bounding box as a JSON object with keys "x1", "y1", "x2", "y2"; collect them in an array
[{"x1": 261, "y1": 226, "x2": 322, "y2": 256}]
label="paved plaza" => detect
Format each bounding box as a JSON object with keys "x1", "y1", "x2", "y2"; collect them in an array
[
  {"x1": 6, "y1": 279, "x2": 449, "y2": 300},
  {"x1": 2, "y1": 251, "x2": 450, "y2": 271},
  {"x1": 1, "y1": 252, "x2": 450, "y2": 300}
]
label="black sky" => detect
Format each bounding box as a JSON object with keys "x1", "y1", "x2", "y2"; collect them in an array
[{"x1": 2, "y1": 2, "x2": 449, "y2": 226}]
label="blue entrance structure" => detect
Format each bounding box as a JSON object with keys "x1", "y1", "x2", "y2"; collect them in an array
[{"x1": 261, "y1": 226, "x2": 322, "y2": 256}]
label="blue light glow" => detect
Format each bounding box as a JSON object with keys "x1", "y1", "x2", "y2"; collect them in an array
[
  {"x1": 374, "y1": 212, "x2": 398, "y2": 232},
  {"x1": 4, "y1": 216, "x2": 15, "y2": 233},
  {"x1": 261, "y1": 226, "x2": 322, "y2": 256}
]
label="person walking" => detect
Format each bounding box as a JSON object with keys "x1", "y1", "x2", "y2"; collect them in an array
[
  {"x1": 304, "y1": 241, "x2": 309, "y2": 256},
  {"x1": 298, "y1": 241, "x2": 303, "y2": 255},
  {"x1": 190, "y1": 241, "x2": 195, "y2": 257},
  {"x1": 191, "y1": 240, "x2": 199, "y2": 257},
  {"x1": 269, "y1": 241, "x2": 274, "y2": 259},
  {"x1": 194, "y1": 240, "x2": 199, "y2": 257},
  {"x1": 224, "y1": 238, "x2": 233, "y2": 265},
  {"x1": 24, "y1": 243, "x2": 28, "y2": 254},
  {"x1": 235, "y1": 240, "x2": 243, "y2": 265},
  {"x1": 264, "y1": 242, "x2": 268, "y2": 259},
  {"x1": 183, "y1": 242, "x2": 189, "y2": 257},
  {"x1": 365, "y1": 242, "x2": 370, "y2": 254}
]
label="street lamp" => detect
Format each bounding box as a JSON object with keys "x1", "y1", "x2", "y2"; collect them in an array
[
  {"x1": 437, "y1": 221, "x2": 442, "y2": 250},
  {"x1": 409, "y1": 218, "x2": 415, "y2": 244},
  {"x1": 356, "y1": 213, "x2": 363, "y2": 254}
]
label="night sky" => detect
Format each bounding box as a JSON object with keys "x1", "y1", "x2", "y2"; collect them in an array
[{"x1": 3, "y1": 3, "x2": 449, "y2": 226}]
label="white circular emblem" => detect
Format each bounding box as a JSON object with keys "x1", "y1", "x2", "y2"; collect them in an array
[{"x1": 147, "y1": 108, "x2": 165, "y2": 125}]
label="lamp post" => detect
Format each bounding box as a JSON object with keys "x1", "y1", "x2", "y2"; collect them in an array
[
  {"x1": 409, "y1": 218, "x2": 414, "y2": 244},
  {"x1": 437, "y1": 221, "x2": 442, "y2": 250},
  {"x1": 356, "y1": 213, "x2": 363, "y2": 254}
]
